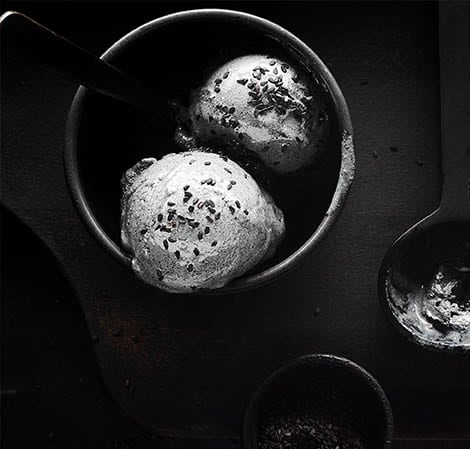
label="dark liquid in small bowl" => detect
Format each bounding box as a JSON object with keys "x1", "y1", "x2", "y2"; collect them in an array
[{"x1": 76, "y1": 17, "x2": 341, "y2": 276}]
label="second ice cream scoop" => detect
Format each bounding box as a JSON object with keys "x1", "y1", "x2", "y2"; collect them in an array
[
  {"x1": 188, "y1": 54, "x2": 329, "y2": 174},
  {"x1": 120, "y1": 151, "x2": 285, "y2": 293}
]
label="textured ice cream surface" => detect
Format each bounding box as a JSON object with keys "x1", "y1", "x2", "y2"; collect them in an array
[
  {"x1": 188, "y1": 54, "x2": 329, "y2": 174},
  {"x1": 386, "y1": 260, "x2": 470, "y2": 349},
  {"x1": 120, "y1": 151, "x2": 285, "y2": 293}
]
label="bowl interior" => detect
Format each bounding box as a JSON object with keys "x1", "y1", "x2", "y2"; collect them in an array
[
  {"x1": 244, "y1": 356, "x2": 392, "y2": 449},
  {"x1": 74, "y1": 14, "x2": 341, "y2": 275}
]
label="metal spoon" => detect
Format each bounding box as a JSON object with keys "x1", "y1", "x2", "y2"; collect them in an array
[
  {"x1": 378, "y1": 2, "x2": 470, "y2": 352},
  {"x1": 0, "y1": 10, "x2": 169, "y2": 120}
]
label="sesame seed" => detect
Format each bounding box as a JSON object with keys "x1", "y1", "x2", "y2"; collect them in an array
[
  {"x1": 187, "y1": 264, "x2": 194, "y2": 272},
  {"x1": 224, "y1": 168, "x2": 232, "y2": 174},
  {"x1": 169, "y1": 237, "x2": 177, "y2": 243},
  {"x1": 215, "y1": 212, "x2": 221, "y2": 220},
  {"x1": 193, "y1": 248, "x2": 200, "y2": 256},
  {"x1": 269, "y1": 60, "x2": 276, "y2": 66},
  {"x1": 244, "y1": 210, "x2": 249, "y2": 215},
  {"x1": 281, "y1": 65, "x2": 287, "y2": 73},
  {"x1": 229, "y1": 107, "x2": 235, "y2": 114},
  {"x1": 211, "y1": 241, "x2": 218, "y2": 247},
  {"x1": 205, "y1": 161, "x2": 211, "y2": 166},
  {"x1": 167, "y1": 201, "x2": 175, "y2": 206},
  {"x1": 223, "y1": 71, "x2": 229, "y2": 79},
  {"x1": 175, "y1": 250, "x2": 181, "y2": 259},
  {"x1": 198, "y1": 231, "x2": 203, "y2": 240},
  {"x1": 189, "y1": 206, "x2": 195, "y2": 213},
  {"x1": 230, "y1": 180, "x2": 236, "y2": 185},
  {"x1": 214, "y1": 87, "x2": 220, "y2": 93},
  {"x1": 183, "y1": 185, "x2": 190, "y2": 191},
  {"x1": 204, "y1": 227, "x2": 210, "y2": 234},
  {"x1": 163, "y1": 240, "x2": 169, "y2": 250},
  {"x1": 158, "y1": 214, "x2": 163, "y2": 222},
  {"x1": 215, "y1": 78, "x2": 222, "y2": 84},
  {"x1": 235, "y1": 200, "x2": 241, "y2": 208},
  {"x1": 227, "y1": 184, "x2": 233, "y2": 191},
  {"x1": 237, "y1": 78, "x2": 248, "y2": 85},
  {"x1": 140, "y1": 229, "x2": 147, "y2": 235},
  {"x1": 206, "y1": 216, "x2": 214, "y2": 223},
  {"x1": 208, "y1": 207, "x2": 216, "y2": 214},
  {"x1": 229, "y1": 206, "x2": 235, "y2": 214}
]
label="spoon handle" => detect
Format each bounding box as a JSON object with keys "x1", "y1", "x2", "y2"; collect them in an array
[
  {"x1": 439, "y1": 3, "x2": 470, "y2": 218},
  {"x1": 0, "y1": 11, "x2": 163, "y2": 114}
]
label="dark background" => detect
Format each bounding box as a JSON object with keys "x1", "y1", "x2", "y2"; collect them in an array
[{"x1": 1, "y1": 1, "x2": 470, "y2": 448}]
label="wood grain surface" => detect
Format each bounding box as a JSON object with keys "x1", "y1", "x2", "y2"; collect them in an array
[{"x1": 2, "y1": 1, "x2": 470, "y2": 446}]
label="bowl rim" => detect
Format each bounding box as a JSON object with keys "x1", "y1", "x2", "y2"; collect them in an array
[
  {"x1": 241, "y1": 354, "x2": 394, "y2": 449},
  {"x1": 64, "y1": 8, "x2": 355, "y2": 294}
]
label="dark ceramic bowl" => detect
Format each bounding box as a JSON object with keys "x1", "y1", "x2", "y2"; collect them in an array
[
  {"x1": 64, "y1": 9, "x2": 354, "y2": 293},
  {"x1": 242, "y1": 354, "x2": 394, "y2": 449}
]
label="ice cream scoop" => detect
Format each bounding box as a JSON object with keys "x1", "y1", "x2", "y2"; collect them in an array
[
  {"x1": 120, "y1": 151, "x2": 285, "y2": 293},
  {"x1": 188, "y1": 54, "x2": 329, "y2": 174}
]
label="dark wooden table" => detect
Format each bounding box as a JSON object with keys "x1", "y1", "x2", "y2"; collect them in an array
[{"x1": 2, "y1": 2, "x2": 470, "y2": 448}]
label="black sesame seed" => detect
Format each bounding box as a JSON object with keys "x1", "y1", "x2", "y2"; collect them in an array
[
  {"x1": 244, "y1": 209, "x2": 249, "y2": 215},
  {"x1": 281, "y1": 65, "x2": 287, "y2": 73},
  {"x1": 140, "y1": 229, "x2": 147, "y2": 235},
  {"x1": 198, "y1": 231, "x2": 203, "y2": 240},
  {"x1": 205, "y1": 161, "x2": 211, "y2": 166},
  {"x1": 215, "y1": 212, "x2": 221, "y2": 220},
  {"x1": 158, "y1": 214, "x2": 163, "y2": 222},
  {"x1": 296, "y1": 136, "x2": 302, "y2": 142},
  {"x1": 235, "y1": 200, "x2": 241, "y2": 209},
  {"x1": 228, "y1": 107, "x2": 236, "y2": 114},
  {"x1": 214, "y1": 87, "x2": 220, "y2": 93},
  {"x1": 227, "y1": 184, "x2": 233, "y2": 191},
  {"x1": 237, "y1": 78, "x2": 248, "y2": 85},
  {"x1": 193, "y1": 248, "x2": 200, "y2": 256},
  {"x1": 183, "y1": 185, "x2": 190, "y2": 191},
  {"x1": 163, "y1": 240, "x2": 169, "y2": 250},
  {"x1": 238, "y1": 133, "x2": 244, "y2": 140},
  {"x1": 208, "y1": 207, "x2": 216, "y2": 214},
  {"x1": 215, "y1": 78, "x2": 222, "y2": 84},
  {"x1": 269, "y1": 60, "x2": 276, "y2": 66},
  {"x1": 229, "y1": 206, "x2": 235, "y2": 214},
  {"x1": 167, "y1": 201, "x2": 175, "y2": 206},
  {"x1": 211, "y1": 241, "x2": 218, "y2": 247},
  {"x1": 193, "y1": 198, "x2": 199, "y2": 205},
  {"x1": 204, "y1": 226, "x2": 210, "y2": 234},
  {"x1": 224, "y1": 168, "x2": 232, "y2": 174},
  {"x1": 169, "y1": 237, "x2": 177, "y2": 243},
  {"x1": 223, "y1": 71, "x2": 229, "y2": 79},
  {"x1": 187, "y1": 264, "x2": 194, "y2": 272},
  {"x1": 189, "y1": 206, "x2": 195, "y2": 213},
  {"x1": 175, "y1": 250, "x2": 181, "y2": 259},
  {"x1": 206, "y1": 216, "x2": 214, "y2": 223}
]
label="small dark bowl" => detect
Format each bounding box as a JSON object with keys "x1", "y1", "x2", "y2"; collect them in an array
[
  {"x1": 64, "y1": 9, "x2": 354, "y2": 293},
  {"x1": 242, "y1": 354, "x2": 394, "y2": 449}
]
